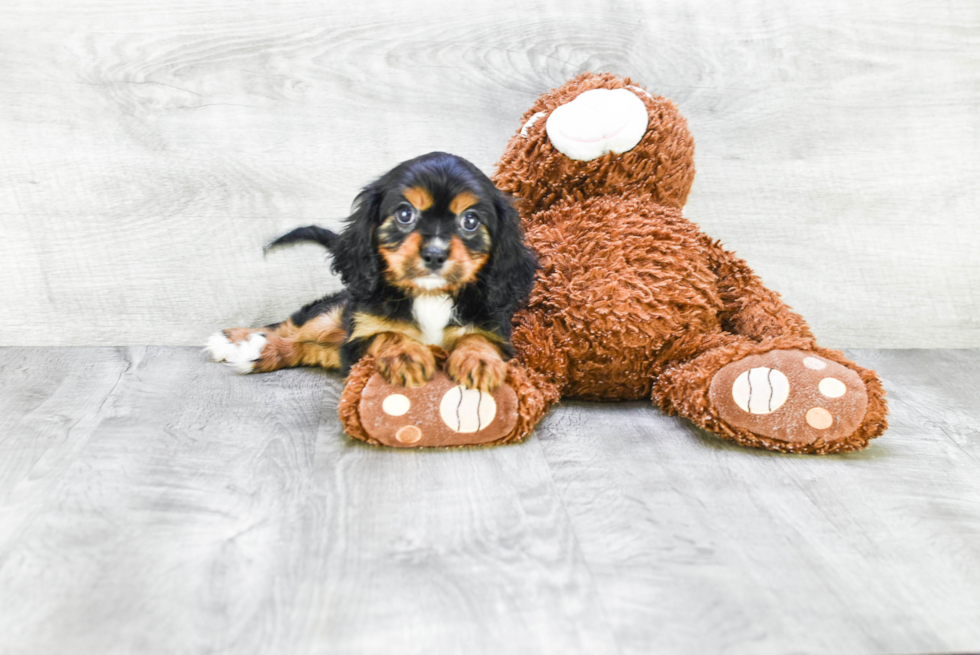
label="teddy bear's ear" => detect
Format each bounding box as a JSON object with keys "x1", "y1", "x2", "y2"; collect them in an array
[
  {"x1": 331, "y1": 186, "x2": 383, "y2": 298},
  {"x1": 481, "y1": 192, "x2": 538, "y2": 328}
]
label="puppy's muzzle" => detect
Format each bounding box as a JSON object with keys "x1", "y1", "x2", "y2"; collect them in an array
[{"x1": 421, "y1": 244, "x2": 449, "y2": 271}]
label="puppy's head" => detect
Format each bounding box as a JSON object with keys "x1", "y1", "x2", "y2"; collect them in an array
[
  {"x1": 375, "y1": 155, "x2": 493, "y2": 294},
  {"x1": 333, "y1": 152, "x2": 536, "y2": 309}
]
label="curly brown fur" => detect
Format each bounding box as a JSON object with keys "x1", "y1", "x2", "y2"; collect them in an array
[
  {"x1": 498, "y1": 72, "x2": 887, "y2": 453},
  {"x1": 337, "y1": 356, "x2": 382, "y2": 445}
]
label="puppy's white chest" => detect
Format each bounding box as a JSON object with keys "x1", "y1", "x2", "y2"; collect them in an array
[{"x1": 413, "y1": 294, "x2": 454, "y2": 346}]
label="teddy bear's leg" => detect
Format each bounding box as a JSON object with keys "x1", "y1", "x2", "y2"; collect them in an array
[
  {"x1": 707, "y1": 240, "x2": 818, "y2": 342},
  {"x1": 338, "y1": 354, "x2": 560, "y2": 448},
  {"x1": 648, "y1": 244, "x2": 887, "y2": 453},
  {"x1": 652, "y1": 332, "x2": 888, "y2": 454}
]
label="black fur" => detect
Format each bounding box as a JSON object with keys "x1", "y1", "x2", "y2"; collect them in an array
[
  {"x1": 269, "y1": 152, "x2": 537, "y2": 373},
  {"x1": 330, "y1": 188, "x2": 386, "y2": 299},
  {"x1": 287, "y1": 290, "x2": 349, "y2": 329},
  {"x1": 265, "y1": 225, "x2": 339, "y2": 254}
]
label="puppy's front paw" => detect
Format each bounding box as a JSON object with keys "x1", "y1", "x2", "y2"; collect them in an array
[
  {"x1": 447, "y1": 339, "x2": 507, "y2": 393},
  {"x1": 205, "y1": 329, "x2": 267, "y2": 374},
  {"x1": 374, "y1": 340, "x2": 436, "y2": 388}
]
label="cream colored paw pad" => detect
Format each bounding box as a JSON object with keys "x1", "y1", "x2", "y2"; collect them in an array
[
  {"x1": 382, "y1": 394, "x2": 411, "y2": 416},
  {"x1": 805, "y1": 407, "x2": 834, "y2": 430},
  {"x1": 395, "y1": 425, "x2": 422, "y2": 444},
  {"x1": 818, "y1": 377, "x2": 847, "y2": 398},
  {"x1": 439, "y1": 386, "x2": 497, "y2": 433},
  {"x1": 731, "y1": 367, "x2": 790, "y2": 414},
  {"x1": 803, "y1": 357, "x2": 827, "y2": 370}
]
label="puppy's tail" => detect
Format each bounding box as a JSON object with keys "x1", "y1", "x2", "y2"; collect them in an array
[{"x1": 264, "y1": 225, "x2": 339, "y2": 255}]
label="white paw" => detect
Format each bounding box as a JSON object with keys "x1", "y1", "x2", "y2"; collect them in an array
[
  {"x1": 205, "y1": 332, "x2": 236, "y2": 362},
  {"x1": 204, "y1": 331, "x2": 267, "y2": 374}
]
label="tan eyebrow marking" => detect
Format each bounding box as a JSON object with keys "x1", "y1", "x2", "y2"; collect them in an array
[
  {"x1": 450, "y1": 191, "x2": 479, "y2": 215},
  {"x1": 403, "y1": 186, "x2": 433, "y2": 211}
]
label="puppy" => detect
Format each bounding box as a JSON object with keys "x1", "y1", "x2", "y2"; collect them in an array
[{"x1": 207, "y1": 152, "x2": 537, "y2": 392}]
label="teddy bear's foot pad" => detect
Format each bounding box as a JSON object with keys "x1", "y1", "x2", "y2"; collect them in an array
[
  {"x1": 709, "y1": 349, "x2": 868, "y2": 444},
  {"x1": 358, "y1": 371, "x2": 519, "y2": 448}
]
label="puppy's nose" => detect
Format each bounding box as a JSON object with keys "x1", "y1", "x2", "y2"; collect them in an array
[{"x1": 421, "y1": 245, "x2": 449, "y2": 270}]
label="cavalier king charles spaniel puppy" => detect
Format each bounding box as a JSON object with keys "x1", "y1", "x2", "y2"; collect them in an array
[{"x1": 207, "y1": 152, "x2": 537, "y2": 392}]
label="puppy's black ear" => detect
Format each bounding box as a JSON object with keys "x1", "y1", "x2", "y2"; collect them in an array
[
  {"x1": 331, "y1": 186, "x2": 383, "y2": 298},
  {"x1": 482, "y1": 192, "x2": 538, "y2": 324}
]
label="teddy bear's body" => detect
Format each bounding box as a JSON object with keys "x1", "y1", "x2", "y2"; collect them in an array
[{"x1": 512, "y1": 194, "x2": 724, "y2": 401}]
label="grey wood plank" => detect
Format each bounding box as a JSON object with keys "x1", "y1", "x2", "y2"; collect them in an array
[
  {"x1": 283, "y1": 378, "x2": 619, "y2": 654},
  {"x1": 0, "y1": 348, "x2": 619, "y2": 655},
  {"x1": 535, "y1": 348, "x2": 980, "y2": 655},
  {"x1": 2, "y1": 347, "x2": 979, "y2": 655},
  {"x1": 868, "y1": 349, "x2": 980, "y2": 467},
  {"x1": 0, "y1": 0, "x2": 978, "y2": 347},
  {"x1": 0, "y1": 347, "x2": 140, "y2": 551},
  {"x1": 0, "y1": 347, "x2": 331, "y2": 655}
]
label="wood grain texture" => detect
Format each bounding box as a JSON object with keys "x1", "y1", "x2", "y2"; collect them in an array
[
  {"x1": 0, "y1": 347, "x2": 332, "y2": 654},
  {"x1": 535, "y1": 348, "x2": 980, "y2": 654},
  {"x1": 0, "y1": 347, "x2": 140, "y2": 552},
  {"x1": 286, "y1": 383, "x2": 618, "y2": 655},
  {"x1": 0, "y1": 347, "x2": 617, "y2": 654},
  {"x1": 0, "y1": 348, "x2": 978, "y2": 654},
  {"x1": 0, "y1": 0, "x2": 977, "y2": 347}
]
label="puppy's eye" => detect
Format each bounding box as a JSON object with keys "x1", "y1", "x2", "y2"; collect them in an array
[
  {"x1": 395, "y1": 205, "x2": 416, "y2": 226},
  {"x1": 459, "y1": 211, "x2": 480, "y2": 232}
]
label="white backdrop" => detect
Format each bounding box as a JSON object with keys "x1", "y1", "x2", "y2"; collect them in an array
[{"x1": 1, "y1": 0, "x2": 977, "y2": 347}]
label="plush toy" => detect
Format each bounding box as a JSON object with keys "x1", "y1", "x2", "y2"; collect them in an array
[{"x1": 339, "y1": 72, "x2": 888, "y2": 454}]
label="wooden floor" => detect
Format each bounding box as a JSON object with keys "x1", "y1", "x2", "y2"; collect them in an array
[{"x1": 1, "y1": 348, "x2": 978, "y2": 655}]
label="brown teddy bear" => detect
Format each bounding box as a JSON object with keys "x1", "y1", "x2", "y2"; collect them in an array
[{"x1": 340, "y1": 72, "x2": 888, "y2": 454}]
